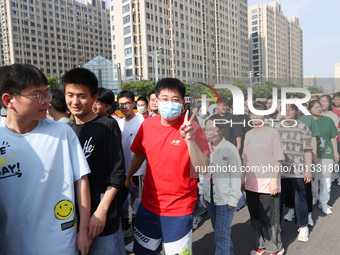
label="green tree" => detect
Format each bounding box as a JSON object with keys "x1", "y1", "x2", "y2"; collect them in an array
[
  {"x1": 47, "y1": 76, "x2": 60, "y2": 90},
  {"x1": 308, "y1": 86, "x2": 323, "y2": 94},
  {"x1": 120, "y1": 80, "x2": 156, "y2": 97}
]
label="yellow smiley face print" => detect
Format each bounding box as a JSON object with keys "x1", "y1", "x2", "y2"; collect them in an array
[{"x1": 54, "y1": 200, "x2": 74, "y2": 220}]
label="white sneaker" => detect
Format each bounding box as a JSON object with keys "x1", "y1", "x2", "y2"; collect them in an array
[
  {"x1": 125, "y1": 241, "x2": 134, "y2": 253},
  {"x1": 318, "y1": 203, "x2": 332, "y2": 215},
  {"x1": 312, "y1": 197, "x2": 318, "y2": 205},
  {"x1": 298, "y1": 226, "x2": 309, "y2": 242},
  {"x1": 124, "y1": 228, "x2": 133, "y2": 239},
  {"x1": 192, "y1": 215, "x2": 202, "y2": 230},
  {"x1": 283, "y1": 209, "x2": 295, "y2": 221},
  {"x1": 308, "y1": 213, "x2": 314, "y2": 227}
]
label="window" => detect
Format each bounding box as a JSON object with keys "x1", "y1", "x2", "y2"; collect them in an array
[
  {"x1": 124, "y1": 37, "x2": 131, "y2": 45},
  {"x1": 123, "y1": 4, "x2": 130, "y2": 14},
  {"x1": 123, "y1": 26, "x2": 131, "y2": 35},
  {"x1": 125, "y1": 58, "x2": 132, "y2": 66},
  {"x1": 252, "y1": 15, "x2": 257, "y2": 20},
  {"x1": 123, "y1": 15, "x2": 130, "y2": 24},
  {"x1": 125, "y1": 47, "x2": 132, "y2": 55},
  {"x1": 126, "y1": 69, "x2": 133, "y2": 77}
]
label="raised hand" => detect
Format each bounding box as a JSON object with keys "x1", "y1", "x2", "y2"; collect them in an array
[{"x1": 180, "y1": 110, "x2": 195, "y2": 141}]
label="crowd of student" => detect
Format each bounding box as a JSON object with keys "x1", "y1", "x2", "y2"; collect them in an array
[
  {"x1": 195, "y1": 93, "x2": 340, "y2": 255},
  {"x1": 1, "y1": 63, "x2": 340, "y2": 255}
]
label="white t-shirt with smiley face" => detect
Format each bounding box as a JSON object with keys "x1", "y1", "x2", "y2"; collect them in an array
[{"x1": 0, "y1": 118, "x2": 90, "y2": 255}]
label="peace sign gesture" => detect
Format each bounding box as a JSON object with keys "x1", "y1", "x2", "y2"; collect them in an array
[{"x1": 180, "y1": 110, "x2": 196, "y2": 141}]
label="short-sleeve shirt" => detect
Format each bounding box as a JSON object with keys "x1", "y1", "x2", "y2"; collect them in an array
[
  {"x1": 71, "y1": 115, "x2": 125, "y2": 235},
  {"x1": 118, "y1": 115, "x2": 146, "y2": 175},
  {"x1": 274, "y1": 120, "x2": 313, "y2": 178},
  {"x1": 130, "y1": 115, "x2": 210, "y2": 216},
  {"x1": 298, "y1": 114, "x2": 320, "y2": 137},
  {"x1": 242, "y1": 126, "x2": 285, "y2": 194},
  {"x1": 0, "y1": 118, "x2": 90, "y2": 255},
  {"x1": 315, "y1": 116, "x2": 339, "y2": 159}
]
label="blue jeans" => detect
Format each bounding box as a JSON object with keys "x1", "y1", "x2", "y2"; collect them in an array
[
  {"x1": 205, "y1": 187, "x2": 236, "y2": 255},
  {"x1": 281, "y1": 178, "x2": 308, "y2": 227},
  {"x1": 88, "y1": 219, "x2": 125, "y2": 255}
]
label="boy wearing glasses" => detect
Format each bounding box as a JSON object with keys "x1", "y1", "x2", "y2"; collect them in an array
[
  {"x1": 117, "y1": 90, "x2": 145, "y2": 252},
  {"x1": 62, "y1": 68, "x2": 125, "y2": 255},
  {"x1": 125, "y1": 78, "x2": 210, "y2": 255},
  {"x1": 0, "y1": 64, "x2": 92, "y2": 255}
]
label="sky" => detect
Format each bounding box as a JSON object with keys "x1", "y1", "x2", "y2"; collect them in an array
[
  {"x1": 248, "y1": 0, "x2": 340, "y2": 78},
  {"x1": 97, "y1": 0, "x2": 339, "y2": 78}
]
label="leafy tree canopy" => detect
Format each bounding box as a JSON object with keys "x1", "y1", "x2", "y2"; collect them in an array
[{"x1": 47, "y1": 76, "x2": 60, "y2": 90}]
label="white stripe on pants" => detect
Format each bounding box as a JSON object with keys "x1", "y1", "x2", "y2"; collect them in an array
[{"x1": 312, "y1": 158, "x2": 334, "y2": 205}]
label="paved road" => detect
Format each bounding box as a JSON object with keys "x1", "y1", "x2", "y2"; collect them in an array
[
  {"x1": 126, "y1": 182, "x2": 340, "y2": 255},
  {"x1": 192, "y1": 182, "x2": 340, "y2": 255}
]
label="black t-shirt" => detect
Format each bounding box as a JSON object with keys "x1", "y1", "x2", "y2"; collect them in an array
[
  {"x1": 72, "y1": 115, "x2": 125, "y2": 236},
  {"x1": 233, "y1": 114, "x2": 252, "y2": 154},
  {"x1": 210, "y1": 113, "x2": 243, "y2": 146}
]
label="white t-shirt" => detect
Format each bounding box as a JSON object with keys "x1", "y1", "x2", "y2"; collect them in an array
[
  {"x1": 118, "y1": 115, "x2": 146, "y2": 175},
  {"x1": 0, "y1": 118, "x2": 90, "y2": 255}
]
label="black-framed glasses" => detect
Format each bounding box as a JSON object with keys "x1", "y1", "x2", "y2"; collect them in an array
[
  {"x1": 17, "y1": 91, "x2": 52, "y2": 105},
  {"x1": 118, "y1": 101, "x2": 133, "y2": 108}
]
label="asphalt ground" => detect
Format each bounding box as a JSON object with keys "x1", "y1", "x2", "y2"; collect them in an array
[{"x1": 126, "y1": 181, "x2": 340, "y2": 254}]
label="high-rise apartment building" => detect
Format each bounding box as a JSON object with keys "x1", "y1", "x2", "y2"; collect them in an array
[
  {"x1": 248, "y1": 2, "x2": 303, "y2": 86},
  {"x1": 0, "y1": 0, "x2": 111, "y2": 76},
  {"x1": 0, "y1": 24, "x2": 4, "y2": 65},
  {"x1": 110, "y1": 0, "x2": 249, "y2": 84}
]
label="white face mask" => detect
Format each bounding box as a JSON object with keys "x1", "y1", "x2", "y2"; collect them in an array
[
  {"x1": 137, "y1": 106, "x2": 147, "y2": 114},
  {"x1": 205, "y1": 130, "x2": 220, "y2": 143}
]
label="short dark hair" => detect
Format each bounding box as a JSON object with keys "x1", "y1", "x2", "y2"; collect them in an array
[
  {"x1": 334, "y1": 92, "x2": 340, "y2": 98},
  {"x1": 50, "y1": 89, "x2": 68, "y2": 113},
  {"x1": 308, "y1": 99, "x2": 321, "y2": 110},
  {"x1": 155, "y1": 78, "x2": 186, "y2": 99},
  {"x1": 217, "y1": 96, "x2": 230, "y2": 107},
  {"x1": 0, "y1": 64, "x2": 48, "y2": 108},
  {"x1": 61, "y1": 68, "x2": 98, "y2": 96},
  {"x1": 148, "y1": 88, "x2": 156, "y2": 98},
  {"x1": 97, "y1": 87, "x2": 114, "y2": 105},
  {"x1": 137, "y1": 96, "x2": 148, "y2": 105},
  {"x1": 117, "y1": 89, "x2": 135, "y2": 102}
]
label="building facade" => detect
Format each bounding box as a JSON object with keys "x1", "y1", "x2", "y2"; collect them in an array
[
  {"x1": 0, "y1": 0, "x2": 111, "y2": 76},
  {"x1": 0, "y1": 24, "x2": 4, "y2": 65},
  {"x1": 248, "y1": 2, "x2": 303, "y2": 86},
  {"x1": 110, "y1": 0, "x2": 249, "y2": 84},
  {"x1": 303, "y1": 75, "x2": 317, "y2": 88}
]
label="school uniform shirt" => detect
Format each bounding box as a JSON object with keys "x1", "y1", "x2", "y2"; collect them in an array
[
  {"x1": 71, "y1": 115, "x2": 125, "y2": 236},
  {"x1": 200, "y1": 138, "x2": 242, "y2": 207},
  {"x1": 131, "y1": 115, "x2": 210, "y2": 217}
]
